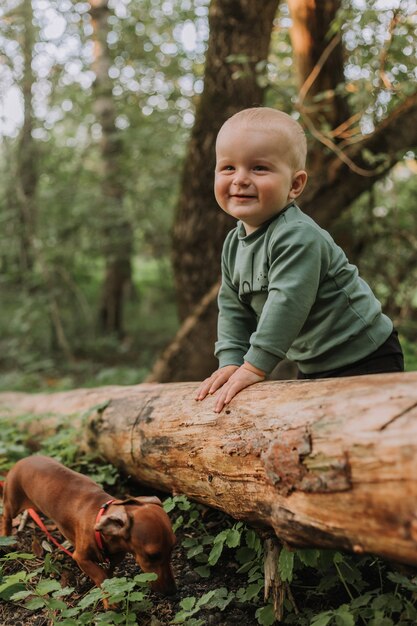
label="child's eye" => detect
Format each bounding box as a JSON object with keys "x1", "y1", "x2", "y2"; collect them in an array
[
  {"x1": 253, "y1": 165, "x2": 268, "y2": 172},
  {"x1": 220, "y1": 165, "x2": 235, "y2": 172}
]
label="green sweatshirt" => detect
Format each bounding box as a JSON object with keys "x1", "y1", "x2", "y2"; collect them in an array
[{"x1": 215, "y1": 202, "x2": 392, "y2": 374}]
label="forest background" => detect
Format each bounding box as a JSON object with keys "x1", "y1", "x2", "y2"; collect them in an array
[{"x1": 0, "y1": 0, "x2": 417, "y2": 392}]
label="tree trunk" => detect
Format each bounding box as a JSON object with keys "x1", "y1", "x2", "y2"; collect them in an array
[
  {"x1": 15, "y1": 0, "x2": 38, "y2": 274},
  {"x1": 2, "y1": 372, "x2": 417, "y2": 566},
  {"x1": 90, "y1": 0, "x2": 133, "y2": 337},
  {"x1": 172, "y1": 0, "x2": 280, "y2": 323},
  {"x1": 288, "y1": 0, "x2": 350, "y2": 174},
  {"x1": 159, "y1": 0, "x2": 417, "y2": 383},
  {"x1": 166, "y1": 0, "x2": 279, "y2": 381}
]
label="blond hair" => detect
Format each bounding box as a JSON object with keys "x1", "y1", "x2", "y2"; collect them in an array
[{"x1": 219, "y1": 107, "x2": 307, "y2": 171}]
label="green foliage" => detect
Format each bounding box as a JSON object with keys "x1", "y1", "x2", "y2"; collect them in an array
[
  {"x1": 333, "y1": 167, "x2": 417, "y2": 346},
  {"x1": 3, "y1": 436, "x2": 417, "y2": 625},
  {"x1": 1, "y1": 1, "x2": 416, "y2": 390},
  {"x1": 149, "y1": 495, "x2": 417, "y2": 625}
]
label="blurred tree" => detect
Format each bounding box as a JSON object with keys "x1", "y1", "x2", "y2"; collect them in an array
[
  {"x1": 90, "y1": 0, "x2": 133, "y2": 337},
  {"x1": 152, "y1": 0, "x2": 417, "y2": 382},
  {"x1": 172, "y1": 0, "x2": 280, "y2": 322},
  {"x1": 11, "y1": 0, "x2": 38, "y2": 274},
  {"x1": 150, "y1": 0, "x2": 279, "y2": 382}
]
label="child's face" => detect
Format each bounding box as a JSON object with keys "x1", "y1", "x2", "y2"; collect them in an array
[{"x1": 214, "y1": 123, "x2": 306, "y2": 234}]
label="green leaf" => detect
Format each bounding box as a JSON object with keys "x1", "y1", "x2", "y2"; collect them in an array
[
  {"x1": 77, "y1": 587, "x2": 103, "y2": 609},
  {"x1": 240, "y1": 582, "x2": 263, "y2": 602},
  {"x1": 0, "y1": 551, "x2": 36, "y2": 561},
  {"x1": 53, "y1": 585, "x2": 75, "y2": 598},
  {"x1": 196, "y1": 589, "x2": 217, "y2": 608},
  {"x1": 9, "y1": 590, "x2": 33, "y2": 601},
  {"x1": 296, "y1": 548, "x2": 320, "y2": 567},
  {"x1": 278, "y1": 548, "x2": 294, "y2": 582},
  {"x1": 226, "y1": 528, "x2": 241, "y2": 548},
  {"x1": 194, "y1": 565, "x2": 211, "y2": 578},
  {"x1": 36, "y1": 579, "x2": 62, "y2": 595},
  {"x1": 208, "y1": 541, "x2": 224, "y2": 566},
  {"x1": 47, "y1": 598, "x2": 68, "y2": 610},
  {"x1": 180, "y1": 596, "x2": 196, "y2": 611},
  {"x1": 129, "y1": 591, "x2": 145, "y2": 601},
  {"x1": 201, "y1": 587, "x2": 234, "y2": 611},
  {"x1": 25, "y1": 596, "x2": 47, "y2": 610},
  {"x1": 387, "y1": 571, "x2": 417, "y2": 591},
  {"x1": 310, "y1": 611, "x2": 334, "y2": 626},
  {"x1": 255, "y1": 603, "x2": 276, "y2": 626},
  {"x1": 77, "y1": 612, "x2": 96, "y2": 623},
  {"x1": 245, "y1": 529, "x2": 259, "y2": 549},
  {"x1": 0, "y1": 536, "x2": 18, "y2": 547},
  {"x1": 187, "y1": 544, "x2": 204, "y2": 558},
  {"x1": 134, "y1": 572, "x2": 157, "y2": 584},
  {"x1": 334, "y1": 606, "x2": 355, "y2": 626},
  {"x1": 350, "y1": 592, "x2": 374, "y2": 609}
]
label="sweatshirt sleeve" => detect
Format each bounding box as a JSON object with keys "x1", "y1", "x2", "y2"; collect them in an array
[
  {"x1": 215, "y1": 239, "x2": 257, "y2": 368},
  {"x1": 244, "y1": 223, "x2": 331, "y2": 373}
]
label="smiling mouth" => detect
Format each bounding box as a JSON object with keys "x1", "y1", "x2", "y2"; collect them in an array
[{"x1": 231, "y1": 194, "x2": 257, "y2": 199}]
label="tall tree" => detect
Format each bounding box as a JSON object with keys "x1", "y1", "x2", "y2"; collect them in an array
[
  {"x1": 13, "y1": 0, "x2": 37, "y2": 274},
  {"x1": 153, "y1": 0, "x2": 279, "y2": 381},
  {"x1": 172, "y1": 0, "x2": 280, "y2": 322},
  {"x1": 90, "y1": 0, "x2": 133, "y2": 337},
  {"x1": 151, "y1": 0, "x2": 417, "y2": 382}
]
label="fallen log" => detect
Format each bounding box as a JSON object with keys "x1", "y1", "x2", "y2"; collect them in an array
[{"x1": 1, "y1": 372, "x2": 417, "y2": 567}]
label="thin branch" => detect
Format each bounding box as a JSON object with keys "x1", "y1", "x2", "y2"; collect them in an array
[{"x1": 298, "y1": 33, "x2": 341, "y2": 104}]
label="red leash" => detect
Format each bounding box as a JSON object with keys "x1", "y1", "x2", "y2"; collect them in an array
[{"x1": 26, "y1": 508, "x2": 74, "y2": 558}]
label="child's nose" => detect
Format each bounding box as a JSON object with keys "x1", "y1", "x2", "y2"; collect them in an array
[{"x1": 232, "y1": 169, "x2": 250, "y2": 186}]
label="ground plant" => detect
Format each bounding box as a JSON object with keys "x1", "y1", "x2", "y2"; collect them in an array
[{"x1": 1, "y1": 415, "x2": 417, "y2": 625}]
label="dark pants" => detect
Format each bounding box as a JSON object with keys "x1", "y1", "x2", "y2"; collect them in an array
[{"x1": 297, "y1": 329, "x2": 404, "y2": 380}]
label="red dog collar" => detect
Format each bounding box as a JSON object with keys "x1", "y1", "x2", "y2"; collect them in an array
[{"x1": 95, "y1": 499, "x2": 115, "y2": 560}]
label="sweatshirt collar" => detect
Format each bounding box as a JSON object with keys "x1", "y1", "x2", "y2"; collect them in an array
[{"x1": 237, "y1": 201, "x2": 296, "y2": 242}]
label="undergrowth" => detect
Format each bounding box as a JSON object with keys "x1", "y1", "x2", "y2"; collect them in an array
[{"x1": 1, "y1": 414, "x2": 417, "y2": 625}]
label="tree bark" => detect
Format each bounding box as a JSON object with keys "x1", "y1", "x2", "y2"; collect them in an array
[
  {"x1": 90, "y1": 0, "x2": 133, "y2": 337},
  {"x1": 2, "y1": 372, "x2": 417, "y2": 566},
  {"x1": 172, "y1": 0, "x2": 280, "y2": 322}
]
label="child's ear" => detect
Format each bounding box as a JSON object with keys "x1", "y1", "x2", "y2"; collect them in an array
[{"x1": 289, "y1": 170, "x2": 308, "y2": 199}]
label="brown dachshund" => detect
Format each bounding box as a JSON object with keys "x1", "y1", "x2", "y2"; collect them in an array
[{"x1": 1, "y1": 455, "x2": 176, "y2": 603}]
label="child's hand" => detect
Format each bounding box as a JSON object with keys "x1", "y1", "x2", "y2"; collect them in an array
[
  {"x1": 195, "y1": 365, "x2": 240, "y2": 402},
  {"x1": 212, "y1": 362, "x2": 265, "y2": 413}
]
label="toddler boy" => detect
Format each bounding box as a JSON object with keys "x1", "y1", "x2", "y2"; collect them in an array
[{"x1": 196, "y1": 107, "x2": 403, "y2": 413}]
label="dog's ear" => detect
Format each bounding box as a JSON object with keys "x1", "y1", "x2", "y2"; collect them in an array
[
  {"x1": 95, "y1": 507, "x2": 130, "y2": 537},
  {"x1": 115, "y1": 496, "x2": 163, "y2": 507}
]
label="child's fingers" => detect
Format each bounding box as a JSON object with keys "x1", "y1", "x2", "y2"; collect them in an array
[
  {"x1": 208, "y1": 372, "x2": 230, "y2": 395},
  {"x1": 214, "y1": 382, "x2": 236, "y2": 413},
  {"x1": 195, "y1": 371, "x2": 224, "y2": 400},
  {"x1": 195, "y1": 366, "x2": 239, "y2": 401},
  {"x1": 195, "y1": 377, "x2": 214, "y2": 400}
]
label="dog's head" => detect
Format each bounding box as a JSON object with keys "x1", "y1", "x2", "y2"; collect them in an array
[{"x1": 94, "y1": 496, "x2": 177, "y2": 595}]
